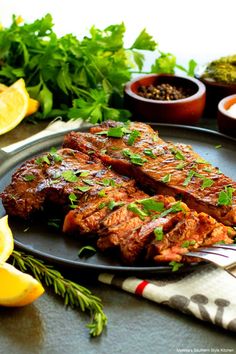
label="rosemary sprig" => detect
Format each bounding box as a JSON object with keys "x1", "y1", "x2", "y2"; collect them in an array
[{"x1": 10, "y1": 250, "x2": 107, "y2": 337}]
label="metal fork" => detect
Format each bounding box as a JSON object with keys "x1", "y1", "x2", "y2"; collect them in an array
[{"x1": 187, "y1": 244, "x2": 236, "y2": 278}]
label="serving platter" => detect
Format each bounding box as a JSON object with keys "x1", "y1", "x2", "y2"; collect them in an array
[{"x1": 0, "y1": 123, "x2": 235, "y2": 274}]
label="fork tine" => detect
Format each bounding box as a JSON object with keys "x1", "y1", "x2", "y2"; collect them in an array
[
  {"x1": 212, "y1": 244, "x2": 236, "y2": 250},
  {"x1": 187, "y1": 250, "x2": 230, "y2": 267}
]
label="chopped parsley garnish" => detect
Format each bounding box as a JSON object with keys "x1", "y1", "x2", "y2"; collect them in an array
[
  {"x1": 175, "y1": 162, "x2": 185, "y2": 170},
  {"x1": 62, "y1": 170, "x2": 78, "y2": 182},
  {"x1": 154, "y1": 226, "x2": 164, "y2": 241},
  {"x1": 196, "y1": 158, "x2": 209, "y2": 164},
  {"x1": 169, "y1": 261, "x2": 184, "y2": 272},
  {"x1": 181, "y1": 240, "x2": 196, "y2": 248},
  {"x1": 100, "y1": 178, "x2": 116, "y2": 187},
  {"x1": 143, "y1": 148, "x2": 156, "y2": 159},
  {"x1": 218, "y1": 186, "x2": 235, "y2": 206},
  {"x1": 107, "y1": 200, "x2": 125, "y2": 210},
  {"x1": 161, "y1": 173, "x2": 171, "y2": 183},
  {"x1": 69, "y1": 193, "x2": 77, "y2": 206},
  {"x1": 127, "y1": 130, "x2": 141, "y2": 146},
  {"x1": 82, "y1": 179, "x2": 94, "y2": 186},
  {"x1": 23, "y1": 174, "x2": 35, "y2": 182},
  {"x1": 50, "y1": 147, "x2": 63, "y2": 163},
  {"x1": 75, "y1": 186, "x2": 91, "y2": 192},
  {"x1": 79, "y1": 171, "x2": 90, "y2": 177},
  {"x1": 138, "y1": 199, "x2": 165, "y2": 213},
  {"x1": 108, "y1": 126, "x2": 127, "y2": 138},
  {"x1": 96, "y1": 124, "x2": 131, "y2": 138},
  {"x1": 98, "y1": 189, "x2": 107, "y2": 197},
  {"x1": 171, "y1": 148, "x2": 185, "y2": 160},
  {"x1": 182, "y1": 170, "x2": 195, "y2": 186},
  {"x1": 78, "y1": 245, "x2": 96, "y2": 258},
  {"x1": 152, "y1": 134, "x2": 159, "y2": 142},
  {"x1": 36, "y1": 155, "x2": 51, "y2": 165},
  {"x1": 127, "y1": 202, "x2": 149, "y2": 220},
  {"x1": 215, "y1": 144, "x2": 222, "y2": 149},
  {"x1": 98, "y1": 202, "x2": 107, "y2": 210},
  {"x1": 158, "y1": 201, "x2": 184, "y2": 218},
  {"x1": 201, "y1": 178, "x2": 214, "y2": 189},
  {"x1": 122, "y1": 149, "x2": 147, "y2": 166}
]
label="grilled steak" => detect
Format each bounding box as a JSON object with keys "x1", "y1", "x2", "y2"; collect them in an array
[
  {"x1": 63, "y1": 121, "x2": 236, "y2": 226},
  {"x1": 97, "y1": 195, "x2": 234, "y2": 264},
  {"x1": 0, "y1": 148, "x2": 130, "y2": 219},
  {"x1": 63, "y1": 181, "x2": 147, "y2": 235},
  {"x1": 1, "y1": 120, "x2": 236, "y2": 266}
]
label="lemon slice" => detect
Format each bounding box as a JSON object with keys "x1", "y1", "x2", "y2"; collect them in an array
[
  {"x1": 0, "y1": 215, "x2": 14, "y2": 263},
  {"x1": 0, "y1": 78, "x2": 29, "y2": 135},
  {"x1": 0, "y1": 262, "x2": 45, "y2": 307}
]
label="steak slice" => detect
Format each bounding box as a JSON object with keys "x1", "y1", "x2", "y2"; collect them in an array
[
  {"x1": 63, "y1": 121, "x2": 236, "y2": 226},
  {"x1": 97, "y1": 195, "x2": 235, "y2": 264},
  {"x1": 0, "y1": 148, "x2": 130, "y2": 219},
  {"x1": 63, "y1": 180, "x2": 147, "y2": 235}
]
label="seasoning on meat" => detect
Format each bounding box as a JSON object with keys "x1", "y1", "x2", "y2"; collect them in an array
[{"x1": 63, "y1": 121, "x2": 236, "y2": 226}]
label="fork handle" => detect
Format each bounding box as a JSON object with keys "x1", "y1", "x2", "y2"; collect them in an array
[{"x1": 225, "y1": 264, "x2": 236, "y2": 278}]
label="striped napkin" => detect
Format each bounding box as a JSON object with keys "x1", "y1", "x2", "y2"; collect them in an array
[{"x1": 98, "y1": 266, "x2": 236, "y2": 332}]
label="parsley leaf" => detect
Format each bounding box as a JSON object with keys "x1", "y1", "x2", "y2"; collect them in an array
[{"x1": 218, "y1": 186, "x2": 235, "y2": 206}]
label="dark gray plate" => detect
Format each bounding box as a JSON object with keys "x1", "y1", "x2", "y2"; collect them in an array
[{"x1": 0, "y1": 124, "x2": 235, "y2": 274}]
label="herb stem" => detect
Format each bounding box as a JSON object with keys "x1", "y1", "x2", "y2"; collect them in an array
[{"x1": 10, "y1": 250, "x2": 107, "y2": 337}]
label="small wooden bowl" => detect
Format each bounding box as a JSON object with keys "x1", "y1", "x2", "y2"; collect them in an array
[
  {"x1": 217, "y1": 94, "x2": 236, "y2": 137},
  {"x1": 124, "y1": 74, "x2": 206, "y2": 125},
  {"x1": 196, "y1": 66, "x2": 236, "y2": 117}
]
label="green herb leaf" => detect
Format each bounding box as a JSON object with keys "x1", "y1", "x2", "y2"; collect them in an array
[
  {"x1": 161, "y1": 174, "x2": 171, "y2": 183},
  {"x1": 158, "y1": 201, "x2": 184, "y2": 218},
  {"x1": 201, "y1": 178, "x2": 214, "y2": 189},
  {"x1": 76, "y1": 186, "x2": 91, "y2": 192},
  {"x1": 127, "y1": 202, "x2": 149, "y2": 220},
  {"x1": 107, "y1": 200, "x2": 125, "y2": 210},
  {"x1": 127, "y1": 130, "x2": 141, "y2": 146},
  {"x1": 169, "y1": 261, "x2": 184, "y2": 272},
  {"x1": 175, "y1": 162, "x2": 185, "y2": 170},
  {"x1": 181, "y1": 240, "x2": 196, "y2": 248},
  {"x1": 143, "y1": 148, "x2": 156, "y2": 159},
  {"x1": 182, "y1": 170, "x2": 195, "y2": 186},
  {"x1": 98, "y1": 189, "x2": 107, "y2": 197},
  {"x1": 22, "y1": 174, "x2": 35, "y2": 182},
  {"x1": 62, "y1": 170, "x2": 78, "y2": 183},
  {"x1": 218, "y1": 186, "x2": 235, "y2": 206},
  {"x1": 69, "y1": 193, "x2": 77, "y2": 205},
  {"x1": 171, "y1": 148, "x2": 185, "y2": 160},
  {"x1": 215, "y1": 144, "x2": 222, "y2": 149},
  {"x1": 78, "y1": 245, "x2": 96, "y2": 258},
  {"x1": 122, "y1": 149, "x2": 147, "y2": 166},
  {"x1": 154, "y1": 226, "x2": 164, "y2": 241},
  {"x1": 138, "y1": 199, "x2": 165, "y2": 213}
]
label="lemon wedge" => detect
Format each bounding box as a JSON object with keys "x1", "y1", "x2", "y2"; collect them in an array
[
  {"x1": 0, "y1": 81, "x2": 40, "y2": 117},
  {"x1": 0, "y1": 215, "x2": 45, "y2": 306},
  {"x1": 0, "y1": 78, "x2": 29, "y2": 135},
  {"x1": 0, "y1": 262, "x2": 45, "y2": 307},
  {"x1": 25, "y1": 97, "x2": 40, "y2": 117},
  {"x1": 0, "y1": 215, "x2": 14, "y2": 263}
]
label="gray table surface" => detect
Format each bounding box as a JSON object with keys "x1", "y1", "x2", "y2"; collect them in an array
[{"x1": 0, "y1": 117, "x2": 236, "y2": 354}]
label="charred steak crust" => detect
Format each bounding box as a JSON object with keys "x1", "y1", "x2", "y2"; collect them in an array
[
  {"x1": 0, "y1": 147, "x2": 130, "y2": 219},
  {"x1": 63, "y1": 121, "x2": 236, "y2": 226}
]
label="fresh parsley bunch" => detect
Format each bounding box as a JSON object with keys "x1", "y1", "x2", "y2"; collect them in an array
[{"x1": 0, "y1": 14, "x2": 196, "y2": 123}]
